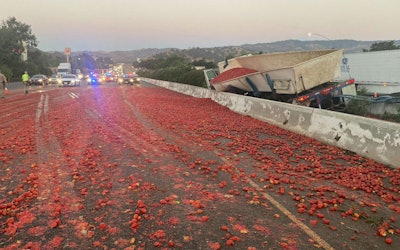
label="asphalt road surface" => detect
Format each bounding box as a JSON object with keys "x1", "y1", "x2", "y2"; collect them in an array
[{"x1": 0, "y1": 81, "x2": 399, "y2": 249}]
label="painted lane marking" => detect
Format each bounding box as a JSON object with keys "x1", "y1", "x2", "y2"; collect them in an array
[
  {"x1": 35, "y1": 94, "x2": 44, "y2": 123},
  {"x1": 68, "y1": 92, "x2": 79, "y2": 99},
  {"x1": 217, "y1": 152, "x2": 335, "y2": 250}
]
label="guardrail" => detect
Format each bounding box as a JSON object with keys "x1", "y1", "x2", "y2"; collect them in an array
[{"x1": 143, "y1": 78, "x2": 400, "y2": 168}]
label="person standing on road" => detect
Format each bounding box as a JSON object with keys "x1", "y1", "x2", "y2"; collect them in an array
[
  {"x1": 0, "y1": 69, "x2": 8, "y2": 99},
  {"x1": 22, "y1": 71, "x2": 30, "y2": 94}
]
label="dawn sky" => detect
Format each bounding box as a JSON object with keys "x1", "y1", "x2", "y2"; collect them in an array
[{"x1": 2, "y1": 0, "x2": 399, "y2": 52}]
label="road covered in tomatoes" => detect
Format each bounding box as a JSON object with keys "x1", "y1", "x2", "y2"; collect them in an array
[{"x1": 0, "y1": 82, "x2": 399, "y2": 249}]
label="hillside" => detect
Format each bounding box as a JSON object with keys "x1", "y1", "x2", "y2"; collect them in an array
[{"x1": 67, "y1": 48, "x2": 171, "y2": 64}]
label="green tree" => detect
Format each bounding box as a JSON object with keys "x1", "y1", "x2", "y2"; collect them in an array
[
  {"x1": 0, "y1": 17, "x2": 40, "y2": 79},
  {"x1": 181, "y1": 70, "x2": 207, "y2": 87},
  {"x1": 0, "y1": 28, "x2": 22, "y2": 72},
  {"x1": 1, "y1": 17, "x2": 37, "y2": 48},
  {"x1": 363, "y1": 41, "x2": 400, "y2": 52},
  {"x1": 137, "y1": 55, "x2": 207, "y2": 88},
  {"x1": 0, "y1": 17, "x2": 37, "y2": 64},
  {"x1": 192, "y1": 59, "x2": 217, "y2": 69},
  {"x1": 156, "y1": 56, "x2": 186, "y2": 69},
  {"x1": 26, "y1": 49, "x2": 53, "y2": 76}
]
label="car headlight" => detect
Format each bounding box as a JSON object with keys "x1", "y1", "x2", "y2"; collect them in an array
[{"x1": 39, "y1": 79, "x2": 43, "y2": 82}]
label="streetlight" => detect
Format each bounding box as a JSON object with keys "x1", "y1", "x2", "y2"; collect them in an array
[
  {"x1": 307, "y1": 33, "x2": 333, "y2": 49},
  {"x1": 308, "y1": 32, "x2": 331, "y2": 40}
]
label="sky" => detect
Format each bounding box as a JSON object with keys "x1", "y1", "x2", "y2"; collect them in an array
[{"x1": 2, "y1": 0, "x2": 400, "y2": 52}]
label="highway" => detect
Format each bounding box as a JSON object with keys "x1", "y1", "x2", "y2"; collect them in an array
[{"x1": 0, "y1": 81, "x2": 398, "y2": 249}]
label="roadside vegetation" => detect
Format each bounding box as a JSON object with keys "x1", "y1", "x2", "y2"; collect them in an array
[
  {"x1": 135, "y1": 55, "x2": 216, "y2": 88},
  {"x1": 344, "y1": 88, "x2": 372, "y2": 116},
  {"x1": 362, "y1": 41, "x2": 400, "y2": 52},
  {"x1": 344, "y1": 88, "x2": 400, "y2": 123}
]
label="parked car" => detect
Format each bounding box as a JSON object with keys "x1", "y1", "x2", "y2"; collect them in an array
[
  {"x1": 59, "y1": 74, "x2": 80, "y2": 87},
  {"x1": 118, "y1": 74, "x2": 141, "y2": 85},
  {"x1": 49, "y1": 74, "x2": 61, "y2": 85},
  {"x1": 30, "y1": 74, "x2": 49, "y2": 85}
]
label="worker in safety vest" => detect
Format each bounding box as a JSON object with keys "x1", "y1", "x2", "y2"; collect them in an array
[
  {"x1": 22, "y1": 71, "x2": 30, "y2": 94},
  {"x1": 0, "y1": 69, "x2": 7, "y2": 98}
]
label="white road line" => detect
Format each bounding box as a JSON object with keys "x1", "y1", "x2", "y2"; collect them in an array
[
  {"x1": 44, "y1": 93, "x2": 49, "y2": 114},
  {"x1": 35, "y1": 94, "x2": 44, "y2": 123},
  {"x1": 217, "y1": 151, "x2": 335, "y2": 250},
  {"x1": 68, "y1": 92, "x2": 79, "y2": 99},
  {"x1": 35, "y1": 93, "x2": 49, "y2": 123}
]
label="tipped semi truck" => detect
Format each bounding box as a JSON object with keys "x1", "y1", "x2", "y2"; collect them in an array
[{"x1": 204, "y1": 49, "x2": 357, "y2": 110}]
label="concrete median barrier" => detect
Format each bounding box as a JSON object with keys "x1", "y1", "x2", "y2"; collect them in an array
[
  {"x1": 309, "y1": 109, "x2": 400, "y2": 167},
  {"x1": 144, "y1": 78, "x2": 400, "y2": 168}
]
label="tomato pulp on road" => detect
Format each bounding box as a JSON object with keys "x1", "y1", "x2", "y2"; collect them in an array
[{"x1": 0, "y1": 83, "x2": 398, "y2": 249}]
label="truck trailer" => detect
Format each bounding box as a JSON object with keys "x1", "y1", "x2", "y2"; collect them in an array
[
  {"x1": 57, "y1": 63, "x2": 72, "y2": 76},
  {"x1": 338, "y1": 49, "x2": 400, "y2": 95}
]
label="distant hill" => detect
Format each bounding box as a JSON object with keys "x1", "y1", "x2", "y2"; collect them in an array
[
  {"x1": 65, "y1": 39, "x2": 399, "y2": 65},
  {"x1": 241, "y1": 39, "x2": 376, "y2": 54}
]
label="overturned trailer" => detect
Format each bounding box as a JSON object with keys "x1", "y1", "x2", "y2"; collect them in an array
[{"x1": 206, "y1": 49, "x2": 357, "y2": 109}]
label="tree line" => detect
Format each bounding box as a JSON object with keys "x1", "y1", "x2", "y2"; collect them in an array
[
  {"x1": 363, "y1": 41, "x2": 400, "y2": 52},
  {"x1": 134, "y1": 55, "x2": 216, "y2": 88},
  {"x1": 0, "y1": 17, "x2": 118, "y2": 81},
  {"x1": 0, "y1": 17, "x2": 60, "y2": 81}
]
